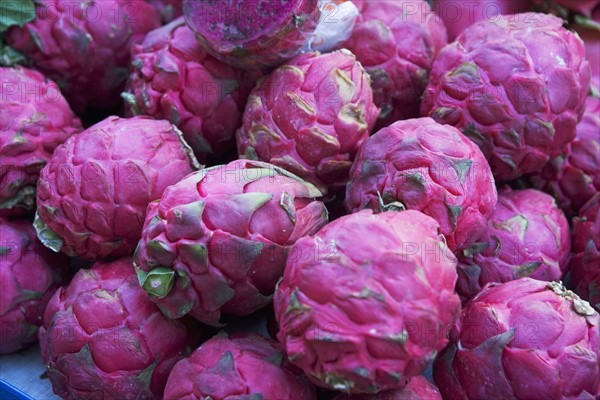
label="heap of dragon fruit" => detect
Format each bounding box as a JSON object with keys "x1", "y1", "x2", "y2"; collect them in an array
[{"x1": 0, "y1": 0, "x2": 599, "y2": 399}]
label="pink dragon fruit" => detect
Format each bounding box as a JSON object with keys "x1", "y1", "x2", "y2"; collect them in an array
[
  {"x1": 345, "y1": 117, "x2": 497, "y2": 251},
  {"x1": 1, "y1": 66, "x2": 82, "y2": 217},
  {"x1": 236, "y1": 50, "x2": 379, "y2": 193},
  {"x1": 275, "y1": 209, "x2": 461, "y2": 394},
  {"x1": 38, "y1": 257, "x2": 198, "y2": 400},
  {"x1": 184, "y1": 0, "x2": 320, "y2": 70},
  {"x1": 163, "y1": 333, "x2": 317, "y2": 400},
  {"x1": 0, "y1": 218, "x2": 67, "y2": 354},
  {"x1": 148, "y1": 0, "x2": 183, "y2": 23},
  {"x1": 571, "y1": 193, "x2": 600, "y2": 311},
  {"x1": 337, "y1": 0, "x2": 448, "y2": 126},
  {"x1": 122, "y1": 17, "x2": 258, "y2": 161},
  {"x1": 529, "y1": 94, "x2": 600, "y2": 217},
  {"x1": 456, "y1": 187, "x2": 571, "y2": 301},
  {"x1": 34, "y1": 116, "x2": 199, "y2": 260},
  {"x1": 434, "y1": 278, "x2": 600, "y2": 399},
  {"x1": 134, "y1": 160, "x2": 328, "y2": 326},
  {"x1": 4, "y1": 0, "x2": 161, "y2": 112},
  {"x1": 433, "y1": 0, "x2": 533, "y2": 41},
  {"x1": 333, "y1": 376, "x2": 442, "y2": 400},
  {"x1": 421, "y1": 13, "x2": 591, "y2": 181}
]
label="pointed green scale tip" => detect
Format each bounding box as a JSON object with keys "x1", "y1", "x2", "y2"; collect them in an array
[
  {"x1": 388, "y1": 330, "x2": 408, "y2": 348},
  {"x1": 232, "y1": 193, "x2": 273, "y2": 216},
  {"x1": 449, "y1": 62, "x2": 479, "y2": 77},
  {"x1": 0, "y1": 0, "x2": 35, "y2": 32},
  {"x1": 121, "y1": 92, "x2": 142, "y2": 115},
  {"x1": 490, "y1": 235, "x2": 502, "y2": 256},
  {"x1": 463, "y1": 123, "x2": 485, "y2": 142},
  {"x1": 350, "y1": 288, "x2": 386, "y2": 302},
  {"x1": 147, "y1": 239, "x2": 173, "y2": 256},
  {"x1": 446, "y1": 203, "x2": 463, "y2": 228},
  {"x1": 244, "y1": 146, "x2": 259, "y2": 160},
  {"x1": 433, "y1": 107, "x2": 457, "y2": 121},
  {"x1": 497, "y1": 215, "x2": 528, "y2": 240},
  {"x1": 214, "y1": 351, "x2": 235, "y2": 372},
  {"x1": 405, "y1": 172, "x2": 426, "y2": 189},
  {"x1": 323, "y1": 373, "x2": 356, "y2": 391},
  {"x1": 387, "y1": 371, "x2": 403, "y2": 382},
  {"x1": 265, "y1": 351, "x2": 283, "y2": 366},
  {"x1": 377, "y1": 191, "x2": 405, "y2": 212},
  {"x1": 33, "y1": 212, "x2": 64, "y2": 253},
  {"x1": 280, "y1": 191, "x2": 296, "y2": 223},
  {"x1": 0, "y1": 246, "x2": 10, "y2": 256},
  {"x1": 516, "y1": 262, "x2": 542, "y2": 278},
  {"x1": 245, "y1": 161, "x2": 323, "y2": 198},
  {"x1": 352, "y1": 367, "x2": 371, "y2": 379},
  {"x1": 95, "y1": 289, "x2": 116, "y2": 301},
  {"x1": 285, "y1": 290, "x2": 312, "y2": 315},
  {"x1": 134, "y1": 361, "x2": 157, "y2": 388},
  {"x1": 136, "y1": 266, "x2": 175, "y2": 298},
  {"x1": 17, "y1": 289, "x2": 43, "y2": 303},
  {"x1": 462, "y1": 241, "x2": 490, "y2": 258},
  {"x1": 452, "y1": 159, "x2": 472, "y2": 183},
  {"x1": 360, "y1": 159, "x2": 385, "y2": 178}
]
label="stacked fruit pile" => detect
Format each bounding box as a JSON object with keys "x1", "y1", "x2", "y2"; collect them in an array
[{"x1": 1, "y1": 0, "x2": 599, "y2": 399}]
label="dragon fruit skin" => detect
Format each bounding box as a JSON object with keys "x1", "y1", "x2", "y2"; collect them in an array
[
  {"x1": 184, "y1": 0, "x2": 320, "y2": 70},
  {"x1": 163, "y1": 333, "x2": 317, "y2": 400},
  {"x1": 123, "y1": 17, "x2": 258, "y2": 161},
  {"x1": 275, "y1": 209, "x2": 461, "y2": 394},
  {"x1": 148, "y1": 0, "x2": 183, "y2": 23},
  {"x1": 345, "y1": 117, "x2": 497, "y2": 252},
  {"x1": 338, "y1": 0, "x2": 447, "y2": 126},
  {"x1": 236, "y1": 50, "x2": 379, "y2": 193},
  {"x1": 434, "y1": 278, "x2": 600, "y2": 399},
  {"x1": 1, "y1": 66, "x2": 82, "y2": 217},
  {"x1": 38, "y1": 257, "x2": 198, "y2": 400},
  {"x1": 4, "y1": 0, "x2": 161, "y2": 112},
  {"x1": 134, "y1": 159, "x2": 328, "y2": 326},
  {"x1": 433, "y1": 0, "x2": 533, "y2": 41},
  {"x1": 456, "y1": 188, "x2": 571, "y2": 301},
  {"x1": 529, "y1": 95, "x2": 600, "y2": 217},
  {"x1": 0, "y1": 218, "x2": 67, "y2": 354},
  {"x1": 421, "y1": 13, "x2": 591, "y2": 181},
  {"x1": 35, "y1": 116, "x2": 199, "y2": 260},
  {"x1": 333, "y1": 376, "x2": 442, "y2": 400},
  {"x1": 571, "y1": 193, "x2": 600, "y2": 311}
]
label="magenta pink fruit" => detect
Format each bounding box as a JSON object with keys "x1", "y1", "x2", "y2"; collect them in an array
[
  {"x1": 345, "y1": 117, "x2": 497, "y2": 251},
  {"x1": 184, "y1": 0, "x2": 320, "y2": 70},
  {"x1": 434, "y1": 278, "x2": 599, "y2": 399},
  {"x1": 148, "y1": 0, "x2": 183, "y2": 23},
  {"x1": 134, "y1": 160, "x2": 328, "y2": 326},
  {"x1": 333, "y1": 376, "x2": 442, "y2": 400},
  {"x1": 5, "y1": 0, "x2": 161, "y2": 111},
  {"x1": 529, "y1": 94, "x2": 600, "y2": 217},
  {"x1": 338, "y1": 0, "x2": 447, "y2": 126},
  {"x1": 457, "y1": 188, "x2": 570, "y2": 301},
  {"x1": 35, "y1": 116, "x2": 199, "y2": 260},
  {"x1": 571, "y1": 193, "x2": 600, "y2": 311},
  {"x1": 275, "y1": 210, "x2": 461, "y2": 394},
  {"x1": 123, "y1": 17, "x2": 258, "y2": 161},
  {"x1": 164, "y1": 333, "x2": 317, "y2": 400},
  {"x1": 39, "y1": 257, "x2": 198, "y2": 400},
  {"x1": 421, "y1": 13, "x2": 591, "y2": 181},
  {"x1": 236, "y1": 50, "x2": 379, "y2": 193},
  {"x1": 433, "y1": 0, "x2": 533, "y2": 41},
  {"x1": 1, "y1": 66, "x2": 82, "y2": 217},
  {"x1": 0, "y1": 218, "x2": 66, "y2": 354}
]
